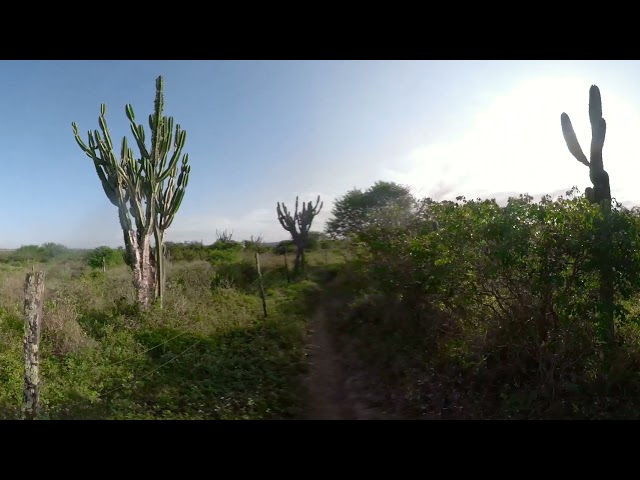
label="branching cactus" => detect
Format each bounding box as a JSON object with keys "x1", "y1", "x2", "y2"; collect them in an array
[
  {"x1": 73, "y1": 106, "x2": 156, "y2": 310},
  {"x1": 560, "y1": 84, "x2": 614, "y2": 343},
  {"x1": 72, "y1": 76, "x2": 190, "y2": 310},
  {"x1": 277, "y1": 195, "x2": 323, "y2": 272},
  {"x1": 560, "y1": 85, "x2": 611, "y2": 206},
  {"x1": 132, "y1": 76, "x2": 191, "y2": 308}
]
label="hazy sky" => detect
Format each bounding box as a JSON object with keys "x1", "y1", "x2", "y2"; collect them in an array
[{"x1": 2, "y1": 60, "x2": 640, "y2": 248}]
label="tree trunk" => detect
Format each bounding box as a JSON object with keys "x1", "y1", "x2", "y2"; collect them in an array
[{"x1": 125, "y1": 229, "x2": 155, "y2": 311}]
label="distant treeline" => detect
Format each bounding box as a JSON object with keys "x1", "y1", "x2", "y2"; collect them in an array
[
  {"x1": 0, "y1": 243, "x2": 88, "y2": 264},
  {"x1": 0, "y1": 232, "x2": 343, "y2": 267},
  {"x1": 165, "y1": 231, "x2": 337, "y2": 262}
]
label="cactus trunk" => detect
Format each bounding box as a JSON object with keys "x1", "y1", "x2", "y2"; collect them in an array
[
  {"x1": 560, "y1": 84, "x2": 615, "y2": 344},
  {"x1": 154, "y1": 227, "x2": 165, "y2": 309},
  {"x1": 125, "y1": 228, "x2": 155, "y2": 311},
  {"x1": 294, "y1": 243, "x2": 304, "y2": 273},
  {"x1": 277, "y1": 196, "x2": 323, "y2": 275}
]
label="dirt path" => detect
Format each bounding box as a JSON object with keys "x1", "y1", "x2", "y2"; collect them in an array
[
  {"x1": 304, "y1": 299, "x2": 390, "y2": 420},
  {"x1": 304, "y1": 305, "x2": 353, "y2": 419}
]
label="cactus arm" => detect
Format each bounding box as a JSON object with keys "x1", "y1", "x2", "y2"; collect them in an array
[
  {"x1": 561, "y1": 113, "x2": 590, "y2": 167},
  {"x1": 589, "y1": 85, "x2": 606, "y2": 172}
]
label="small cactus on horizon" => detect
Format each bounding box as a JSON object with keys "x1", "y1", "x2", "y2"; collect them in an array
[{"x1": 277, "y1": 195, "x2": 323, "y2": 273}]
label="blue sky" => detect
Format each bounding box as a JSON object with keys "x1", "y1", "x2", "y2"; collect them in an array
[{"x1": 2, "y1": 60, "x2": 640, "y2": 248}]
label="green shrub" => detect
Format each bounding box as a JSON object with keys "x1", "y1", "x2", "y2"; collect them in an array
[
  {"x1": 86, "y1": 246, "x2": 125, "y2": 270},
  {"x1": 331, "y1": 188, "x2": 640, "y2": 418}
]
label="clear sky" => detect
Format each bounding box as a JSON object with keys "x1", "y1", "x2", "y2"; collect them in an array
[{"x1": 2, "y1": 60, "x2": 640, "y2": 248}]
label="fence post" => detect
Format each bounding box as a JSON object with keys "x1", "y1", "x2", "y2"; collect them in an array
[
  {"x1": 255, "y1": 252, "x2": 268, "y2": 318},
  {"x1": 23, "y1": 271, "x2": 45, "y2": 420}
]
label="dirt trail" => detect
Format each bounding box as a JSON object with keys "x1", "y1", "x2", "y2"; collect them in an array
[
  {"x1": 304, "y1": 300, "x2": 387, "y2": 420},
  {"x1": 305, "y1": 305, "x2": 353, "y2": 419}
]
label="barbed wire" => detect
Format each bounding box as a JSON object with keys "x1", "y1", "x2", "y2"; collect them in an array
[
  {"x1": 35, "y1": 268, "x2": 280, "y2": 417},
  {"x1": 45, "y1": 282, "x2": 270, "y2": 416},
  {"x1": 51, "y1": 337, "x2": 204, "y2": 415}
]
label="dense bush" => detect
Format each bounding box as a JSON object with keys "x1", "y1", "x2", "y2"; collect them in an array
[
  {"x1": 165, "y1": 241, "x2": 211, "y2": 262},
  {"x1": 85, "y1": 246, "x2": 125, "y2": 270},
  {"x1": 164, "y1": 240, "x2": 247, "y2": 264},
  {"x1": 273, "y1": 240, "x2": 294, "y2": 255},
  {"x1": 334, "y1": 188, "x2": 640, "y2": 418}
]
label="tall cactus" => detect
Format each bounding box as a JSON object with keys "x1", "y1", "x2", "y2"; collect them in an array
[
  {"x1": 560, "y1": 84, "x2": 614, "y2": 343},
  {"x1": 72, "y1": 75, "x2": 190, "y2": 310},
  {"x1": 561, "y1": 85, "x2": 611, "y2": 206},
  {"x1": 139, "y1": 76, "x2": 191, "y2": 308},
  {"x1": 277, "y1": 195, "x2": 323, "y2": 272}
]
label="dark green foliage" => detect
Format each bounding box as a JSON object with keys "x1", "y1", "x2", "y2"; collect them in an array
[
  {"x1": 85, "y1": 246, "x2": 125, "y2": 270},
  {"x1": 212, "y1": 240, "x2": 242, "y2": 251},
  {"x1": 163, "y1": 241, "x2": 243, "y2": 264},
  {"x1": 211, "y1": 261, "x2": 257, "y2": 290},
  {"x1": 212, "y1": 230, "x2": 241, "y2": 251},
  {"x1": 561, "y1": 85, "x2": 614, "y2": 342},
  {"x1": 165, "y1": 241, "x2": 209, "y2": 262},
  {"x1": 243, "y1": 235, "x2": 267, "y2": 254},
  {"x1": 273, "y1": 240, "x2": 294, "y2": 255},
  {"x1": 330, "y1": 188, "x2": 640, "y2": 418},
  {"x1": 41, "y1": 243, "x2": 70, "y2": 261},
  {"x1": 305, "y1": 231, "x2": 328, "y2": 251},
  {"x1": 325, "y1": 181, "x2": 415, "y2": 239},
  {"x1": 209, "y1": 249, "x2": 241, "y2": 265}
]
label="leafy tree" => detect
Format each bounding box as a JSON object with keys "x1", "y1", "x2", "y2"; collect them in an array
[
  {"x1": 305, "y1": 231, "x2": 328, "y2": 251},
  {"x1": 7, "y1": 243, "x2": 73, "y2": 264},
  {"x1": 273, "y1": 240, "x2": 294, "y2": 255},
  {"x1": 41, "y1": 243, "x2": 69, "y2": 261},
  {"x1": 86, "y1": 246, "x2": 124, "y2": 270},
  {"x1": 325, "y1": 181, "x2": 415, "y2": 239}
]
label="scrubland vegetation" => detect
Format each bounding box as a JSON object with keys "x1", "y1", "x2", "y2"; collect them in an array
[
  {"x1": 7, "y1": 78, "x2": 638, "y2": 420},
  {"x1": 10, "y1": 182, "x2": 640, "y2": 419},
  {"x1": 0, "y1": 241, "x2": 345, "y2": 419}
]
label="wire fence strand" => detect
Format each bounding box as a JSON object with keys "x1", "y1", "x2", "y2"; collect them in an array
[{"x1": 56, "y1": 338, "x2": 204, "y2": 414}]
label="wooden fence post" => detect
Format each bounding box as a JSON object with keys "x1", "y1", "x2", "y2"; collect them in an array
[
  {"x1": 23, "y1": 271, "x2": 45, "y2": 420},
  {"x1": 255, "y1": 252, "x2": 268, "y2": 318}
]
